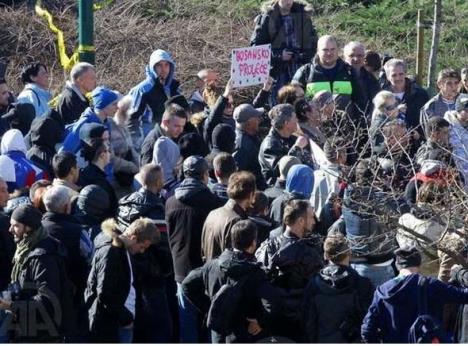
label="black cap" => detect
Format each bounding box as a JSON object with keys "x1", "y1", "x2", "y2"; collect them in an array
[
  {"x1": 165, "y1": 94, "x2": 190, "y2": 111},
  {"x1": 11, "y1": 204, "x2": 43, "y2": 230},
  {"x1": 183, "y1": 155, "x2": 209, "y2": 179},
  {"x1": 394, "y1": 246, "x2": 422, "y2": 269},
  {"x1": 79, "y1": 123, "x2": 106, "y2": 145}
]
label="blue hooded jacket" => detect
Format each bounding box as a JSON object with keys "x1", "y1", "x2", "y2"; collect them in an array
[
  {"x1": 285, "y1": 164, "x2": 314, "y2": 199},
  {"x1": 361, "y1": 273, "x2": 468, "y2": 343}
]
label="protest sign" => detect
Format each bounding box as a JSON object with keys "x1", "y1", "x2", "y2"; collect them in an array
[{"x1": 230, "y1": 44, "x2": 271, "y2": 88}]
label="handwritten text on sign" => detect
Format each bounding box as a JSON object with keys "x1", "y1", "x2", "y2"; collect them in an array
[{"x1": 231, "y1": 44, "x2": 271, "y2": 88}]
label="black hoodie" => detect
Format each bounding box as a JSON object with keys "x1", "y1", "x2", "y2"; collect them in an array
[
  {"x1": 303, "y1": 264, "x2": 373, "y2": 342},
  {"x1": 165, "y1": 178, "x2": 224, "y2": 282}
]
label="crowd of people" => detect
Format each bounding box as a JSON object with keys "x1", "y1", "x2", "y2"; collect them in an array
[{"x1": 0, "y1": 0, "x2": 467, "y2": 343}]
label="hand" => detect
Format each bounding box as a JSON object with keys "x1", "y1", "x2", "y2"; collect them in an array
[
  {"x1": 262, "y1": 76, "x2": 274, "y2": 92},
  {"x1": 282, "y1": 49, "x2": 293, "y2": 62},
  {"x1": 295, "y1": 135, "x2": 309, "y2": 149},
  {"x1": 247, "y1": 318, "x2": 262, "y2": 336},
  {"x1": 223, "y1": 78, "x2": 234, "y2": 97},
  {"x1": 0, "y1": 298, "x2": 12, "y2": 311}
]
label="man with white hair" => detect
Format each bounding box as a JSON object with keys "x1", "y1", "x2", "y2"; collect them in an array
[
  {"x1": 57, "y1": 62, "x2": 97, "y2": 125},
  {"x1": 343, "y1": 41, "x2": 380, "y2": 115},
  {"x1": 293, "y1": 35, "x2": 365, "y2": 117},
  {"x1": 42, "y1": 185, "x2": 93, "y2": 339}
]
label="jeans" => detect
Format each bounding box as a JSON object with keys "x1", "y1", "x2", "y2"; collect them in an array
[
  {"x1": 351, "y1": 262, "x2": 395, "y2": 287},
  {"x1": 176, "y1": 282, "x2": 200, "y2": 343},
  {"x1": 118, "y1": 326, "x2": 134, "y2": 343}
]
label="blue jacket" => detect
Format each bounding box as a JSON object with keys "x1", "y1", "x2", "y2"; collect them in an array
[
  {"x1": 361, "y1": 273, "x2": 468, "y2": 343},
  {"x1": 17, "y1": 83, "x2": 52, "y2": 118},
  {"x1": 127, "y1": 49, "x2": 181, "y2": 131},
  {"x1": 61, "y1": 107, "x2": 109, "y2": 154}
]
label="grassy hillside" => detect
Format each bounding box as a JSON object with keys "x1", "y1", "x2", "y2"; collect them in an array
[{"x1": 0, "y1": 0, "x2": 466, "y2": 96}]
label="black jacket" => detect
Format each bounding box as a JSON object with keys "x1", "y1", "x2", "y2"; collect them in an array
[
  {"x1": 264, "y1": 180, "x2": 286, "y2": 205},
  {"x1": 0, "y1": 211, "x2": 14, "y2": 291},
  {"x1": 233, "y1": 129, "x2": 267, "y2": 190},
  {"x1": 356, "y1": 67, "x2": 381, "y2": 116},
  {"x1": 381, "y1": 78, "x2": 429, "y2": 134},
  {"x1": 303, "y1": 264, "x2": 374, "y2": 343},
  {"x1": 140, "y1": 123, "x2": 166, "y2": 166},
  {"x1": 56, "y1": 84, "x2": 89, "y2": 125},
  {"x1": 165, "y1": 178, "x2": 225, "y2": 283},
  {"x1": 41, "y1": 212, "x2": 90, "y2": 303},
  {"x1": 203, "y1": 96, "x2": 236, "y2": 148},
  {"x1": 27, "y1": 110, "x2": 65, "y2": 177},
  {"x1": 255, "y1": 230, "x2": 324, "y2": 341},
  {"x1": 117, "y1": 188, "x2": 165, "y2": 227},
  {"x1": 258, "y1": 128, "x2": 301, "y2": 185},
  {"x1": 11, "y1": 235, "x2": 72, "y2": 342},
  {"x1": 78, "y1": 163, "x2": 118, "y2": 214},
  {"x1": 250, "y1": 1, "x2": 317, "y2": 79},
  {"x1": 84, "y1": 224, "x2": 134, "y2": 343},
  {"x1": 182, "y1": 249, "x2": 281, "y2": 343}
]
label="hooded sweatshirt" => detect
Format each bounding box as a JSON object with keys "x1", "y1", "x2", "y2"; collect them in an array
[
  {"x1": 127, "y1": 49, "x2": 181, "y2": 143},
  {"x1": 17, "y1": 82, "x2": 52, "y2": 118},
  {"x1": 0, "y1": 129, "x2": 45, "y2": 192}
]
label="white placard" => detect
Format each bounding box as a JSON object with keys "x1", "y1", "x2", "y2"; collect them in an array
[{"x1": 230, "y1": 44, "x2": 271, "y2": 88}]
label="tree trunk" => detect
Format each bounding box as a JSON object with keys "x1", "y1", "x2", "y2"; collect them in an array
[{"x1": 427, "y1": 0, "x2": 442, "y2": 95}]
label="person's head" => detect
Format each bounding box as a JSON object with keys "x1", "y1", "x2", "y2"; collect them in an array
[
  {"x1": 20, "y1": 62, "x2": 49, "y2": 89},
  {"x1": 70, "y1": 62, "x2": 96, "y2": 93},
  {"x1": 29, "y1": 179, "x2": 52, "y2": 212},
  {"x1": 283, "y1": 199, "x2": 315, "y2": 238},
  {"x1": 324, "y1": 233, "x2": 351, "y2": 265},
  {"x1": 77, "y1": 184, "x2": 110, "y2": 220},
  {"x1": 286, "y1": 164, "x2": 314, "y2": 199},
  {"x1": 91, "y1": 86, "x2": 121, "y2": 118},
  {"x1": 197, "y1": 69, "x2": 219, "y2": 90},
  {"x1": 277, "y1": 84, "x2": 303, "y2": 105},
  {"x1": 114, "y1": 94, "x2": 133, "y2": 126},
  {"x1": 164, "y1": 94, "x2": 191, "y2": 114},
  {"x1": 0, "y1": 177, "x2": 9, "y2": 208},
  {"x1": 233, "y1": 103, "x2": 263, "y2": 135},
  {"x1": 249, "y1": 191, "x2": 269, "y2": 216},
  {"x1": 79, "y1": 123, "x2": 109, "y2": 150},
  {"x1": 0, "y1": 80, "x2": 9, "y2": 107},
  {"x1": 343, "y1": 41, "x2": 366, "y2": 70},
  {"x1": 313, "y1": 90, "x2": 335, "y2": 119},
  {"x1": 178, "y1": 132, "x2": 208, "y2": 159},
  {"x1": 122, "y1": 218, "x2": 160, "y2": 255},
  {"x1": 295, "y1": 99, "x2": 320, "y2": 127},
  {"x1": 227, "y1": 171, "x2": 256, "y2": 206},
  {"x1": 354, "y1": 159, "x2": 374, "y2": 185},
  {"x1": 10, "y1": 204, "x2": 43, "y2": 243},
  {"x1": 372, "y1": 90, "x2": 398, "y2": 118},
  {"x1": 364, "y1": 50, "x2": 382, "y2": 74},
  {"x1": 455, "y1": 94, "x2": 468, "y2": 127},
  {"x1": 231, "y1": 219, "x2": 258, "y2": 254},
  {"x1": 85, "y1": 138, "x2": 111, "y2": 168},
  {"x1": 140, "y1": 163, "x2": 164, "y2": 194},
  {"x1": 461, "y1": 68, "x2": 468, "y2": 90},
  {"x1": 417, "y1": 180, "x2": 446, "y2": 206},
  {"x1": 323, "y1": 137, "x2": 347, "y2": 165},
  {"x1": 269, "y1": 103, "x2": 298, "y2": 136},
  {"x1": 43, "y1": 185, "x2": 72, "y2": 215},
  {"x1": 52, "y1": 151, "x2": 79, "y2": 183},
  {"x1": 161, "y1": 103, "x2": 187, "y2": 139},
  {"x1": 317, "y1": 35, "x2": 339, "y2": 68},
  {"x1": 277, "y1": 0, "x2": 294, "y2": 14},
  {"x1": 278, "y1": 156, "x2": 301, "y2": 181},
  {"x1": 427, "y1": 117, "x2": 450, "y2": 146},
  {"x1": 436, "y1": 68, "x2": 460, "y2": 101},
  {"x1": 213, "y1": 152, "x2": 237, "y2": 184},
  {"x1": 149, "y1": 49, "x2": 174, "y2": 83},
  {"x1": 384, "y1": 58, "x2": 407, "y2": 91},
  {"x1": 381, "y1": 120, "x2": 409, "y2": 152},
  {"x1": 211, "y1": 123, "x2": 236, "y2": 153},
  {"x1": 183, "y1": 155, "x2": 210, "y2": 184},
  {"x1": 394, "y1": 246, "x2": 421, "y2": 272}
]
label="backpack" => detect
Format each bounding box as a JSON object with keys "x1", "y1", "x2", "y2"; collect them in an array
[
  {"x1": 408, "y1": 276, "x2": 449, "y2": 343},
  {"x1": 207, "y1": 275, "x2": 249, "y2": 334}
]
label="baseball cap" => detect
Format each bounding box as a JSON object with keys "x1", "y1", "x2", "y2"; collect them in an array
[
  {"x1": 233, "y1": 104, "x2": 264, "y2": 124},
  {"x1": 183, "y1": 155, "x2": 209, "y2": 178}
]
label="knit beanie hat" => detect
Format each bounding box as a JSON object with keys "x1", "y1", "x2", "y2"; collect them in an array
[
  {"x1": 77, "y1": 184, "x2": 110, "y2": 218},
  {"x1": 79, "y1": 123, "x2": 106, "y2": 145},
  {"x1": 11, "y1": 204, "x2": 43, "y2": 230},
  {"x1": 394, "y1": 246, "x2": 422, "y2": 268},
  {"x1": 212, "y1": 123, "x2": 235, "y2": 153},
  {"x1": 91, "y1": 86, "x2": 120, "y2": 111}
]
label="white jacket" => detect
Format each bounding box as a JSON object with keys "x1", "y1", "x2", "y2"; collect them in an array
[
  {"x1": 310, "y1": 163, "x2": 341, "y2": 219},
  {"x1": 444, "y1": 110, "x2": 468, "y2": 188}
]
